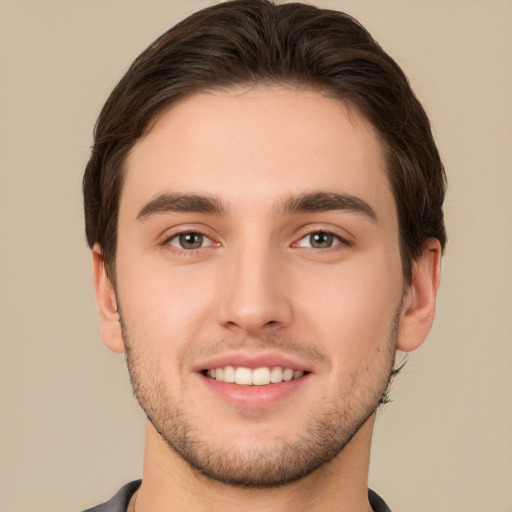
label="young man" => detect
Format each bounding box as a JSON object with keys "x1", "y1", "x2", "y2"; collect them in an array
[{"x1": 83, "y1": 1, "x2": 445, "y2": 511}]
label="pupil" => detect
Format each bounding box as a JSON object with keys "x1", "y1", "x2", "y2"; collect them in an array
[
  {"x1": 311, "y1": 232, "x2": 332, "y2": 248},
  {"x1": 180, "y1": 233, "x2": 202, "y2": 249}
]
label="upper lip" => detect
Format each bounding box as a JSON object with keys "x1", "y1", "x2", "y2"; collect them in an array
[{"x1": 194, "y1": 351, "x2": 313, "y2": 373}]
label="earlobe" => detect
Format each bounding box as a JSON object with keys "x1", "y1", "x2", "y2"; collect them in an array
[
  {"x1": 92, "y1": 244, "x2": 125, "y2": 354},
  {"x1": 396, "y1": 238, "x2": 442, "y2": 352}
]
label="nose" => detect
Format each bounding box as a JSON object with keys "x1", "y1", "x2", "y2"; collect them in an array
[{"x1": 217, "y1": 243, "x2": 293, "y2": 335}]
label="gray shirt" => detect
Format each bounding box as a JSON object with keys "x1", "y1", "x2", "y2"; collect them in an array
[{"x1": 82, "y1": 480, "x2": 392, "y2": 512}]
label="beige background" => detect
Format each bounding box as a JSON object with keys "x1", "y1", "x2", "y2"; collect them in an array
[{"x1": 1, "y1": 1, "x2": 511, "y2": 511}]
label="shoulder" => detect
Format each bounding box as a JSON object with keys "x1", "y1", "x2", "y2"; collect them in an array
[
  {"x1": 81, "y1": 480, "x2": 141, "y2": 512},
  {"x1": 369, "y1": 488, "x2": 392, "y2": 512}
]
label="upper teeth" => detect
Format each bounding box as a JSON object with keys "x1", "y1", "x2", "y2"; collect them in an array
[{"x1": 206, "y1": 366, "x2": 304, "y2": 386}]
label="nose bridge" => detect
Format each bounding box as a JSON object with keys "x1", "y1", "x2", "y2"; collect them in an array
[{"x1": 218, "y1": 233, "x2": 292, "y2": 333}]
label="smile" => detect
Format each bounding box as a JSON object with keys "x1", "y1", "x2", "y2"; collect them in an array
[{"x1": 205, "y1": 366, "x2": 305, "y2": 386}]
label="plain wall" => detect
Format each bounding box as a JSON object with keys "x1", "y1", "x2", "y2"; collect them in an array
[{"x1": 0, "y1": 1, "x2": 511, "y2": 511}]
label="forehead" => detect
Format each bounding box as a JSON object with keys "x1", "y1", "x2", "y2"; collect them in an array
[{"x1": 121, "y1": 87, "x2": 396, "y2": 225}]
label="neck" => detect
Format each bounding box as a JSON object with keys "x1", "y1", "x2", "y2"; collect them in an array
[{"x1": 135, "y1": 415, "x2": 376, "y2": 512}]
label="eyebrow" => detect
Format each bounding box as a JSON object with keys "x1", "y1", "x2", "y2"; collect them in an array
[
  {"x1": 136, "y1": 190, "x2": 377, "y2": 222},
  {"x1": 277, "y1": 191, "x2": 378, "y2": 222},
  {"x1": 137, "y1": 193, "x2": 227, "y2": 221}
]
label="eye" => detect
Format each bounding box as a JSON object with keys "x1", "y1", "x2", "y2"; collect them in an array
[
  {"x1": 167, "y1": 232, "x2": 212, "y2": 250},
  {"x1": 296, "y1": 231, "x2": 343, "y2": 249}
]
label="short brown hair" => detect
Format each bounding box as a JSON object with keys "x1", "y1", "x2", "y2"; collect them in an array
[{"x1": 83, "y1": 0, "x2": 446, "y2": 282}]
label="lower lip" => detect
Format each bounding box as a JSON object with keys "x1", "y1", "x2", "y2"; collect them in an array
[{"x1": 199, "y1": 373, "x2": 310, "y2": 409}]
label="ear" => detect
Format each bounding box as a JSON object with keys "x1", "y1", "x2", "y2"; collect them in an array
[
  {"x1": 396, "y1": 238, "x2": 442, "y2": 352},
  {"x1": 92, "y1": 243, "x2": 125, "y2": 354}
]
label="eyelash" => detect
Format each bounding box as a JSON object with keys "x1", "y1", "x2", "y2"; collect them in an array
[{"x1": 163, "y1": 229, "x2": 350, "y2": 253}]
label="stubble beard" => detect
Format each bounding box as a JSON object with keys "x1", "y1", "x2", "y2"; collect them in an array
[{"x1": 121, "y1": 314, "x2": 399, "y2": 489}]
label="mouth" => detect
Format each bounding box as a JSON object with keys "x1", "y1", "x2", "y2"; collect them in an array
[
  {"x1": 203, "y1": 366, "x2": 307, "y2": 386},
  {"x1": 196, "y1": 352, "x2": 313, "y2": 408}
]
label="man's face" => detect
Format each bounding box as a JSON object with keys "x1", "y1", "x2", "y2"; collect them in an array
[{"x1": 111, "y1": 87, "x2": 405, "y2": 487}]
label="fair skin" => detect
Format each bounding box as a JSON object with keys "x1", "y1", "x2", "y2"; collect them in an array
[{"x1": 93, "y1": 87, "x2": 441, "y2": 512}]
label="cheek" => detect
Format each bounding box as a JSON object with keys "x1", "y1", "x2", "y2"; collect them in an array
[
  {"x1": 295, "y1": 255, "x2": 403, "y2": 362},
  {"x1": 115, "y1": 254, "x2": 220, "y2": 353}
]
